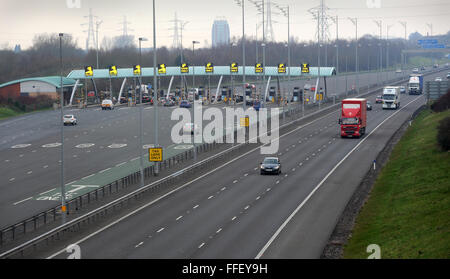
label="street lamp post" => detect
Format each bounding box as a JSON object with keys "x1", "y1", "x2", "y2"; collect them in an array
[
  {"x1": 58, "y1": 33, "x2": 66, "y2": 223},
  {"x1": 138, "y1": 37, "x2": 147, "y2": 187},
  {"x1": 349, "y1": 17, "x2": 359, "y2": 93},
  {"x1": 152, "y1": 0, "x2": 159, "y2": 176},
  {"x1": 192, "y1": 40, "x2": 200, "y2": 161}
]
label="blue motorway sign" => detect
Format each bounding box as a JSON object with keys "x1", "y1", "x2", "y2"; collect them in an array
[
  {"x1": 421, "y1": 44, "x2": 445, "y2": 49},
  {"x1": 418, "y1": 39, "x2": 438, "y2": 45}
]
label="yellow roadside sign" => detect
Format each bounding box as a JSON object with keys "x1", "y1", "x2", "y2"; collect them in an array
[
  {"x1": 109, "y1": 65, "x2": 118, "y2": 76},
  {"x1": 133, "y1": 65, "x2": 141, "y2": 75},
  {"x1": 240, "y1": 117, "x2": 249, "y2": 127},
  {"x1": 205, "y1": 62, "x2": 214, "y2": 73},
  {"x1": 149, "y1": 147, "x2": 163, "y2": 162},
  {"x1": 278, "y1": 63, "x2": 286, "y2": 74},
  {"x1": 230, "y1": 62, "x2": 239, "y2": 73},
  {"x1": 301, "y1": 63, "x2": 310, "y2": 73},
  {"x1": 181, "y1": 63, "x2": 189, "y2": 73},
  {"x1": 255, "y1": 63, "x2": 263, "y2": 73}
]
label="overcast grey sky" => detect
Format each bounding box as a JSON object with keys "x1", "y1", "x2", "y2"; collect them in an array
[{"x1": 0, "y1": 0, "x2": 449, "y2": 49}]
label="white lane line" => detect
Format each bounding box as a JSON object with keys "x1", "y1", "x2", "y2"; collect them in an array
[
  {"x1": 45, "y1": 104, "x2": 346, "y2": 259},
  {"x1": 216, "y1": 228, "x2": 222, "y2": 234},
  {"x1": 256, "y1": 196, "x2": 261, "y2": 200},
  {"x1": 244, "y1": 173, "x2": 248, "y2": 177},
  {"x1": 116, "y1": 162, "x2": 126, "y2": 167},
  {"x1": 244, "y1": 205, "x2": 250, "y2": 210},
  {"x1": 82, "y1": 174, "x2": 95, "y2": 180},
  {"x1": 135, "y1": 242, "x2": 144, "y2": 248},
  {"x1": 176, "y1": 215, "x2": 183, "y2": 221},
  {"x1": 208, "y1": 195, "x2": 214, "y2": 200},
  {"x1": 255, "y1": 95, "x2": 424, "y2": 259},
  {"x1": 231, "y1": 216, "x2": 237, "y2": 221},
  {"x1": 276, "y1": 180, "x2": 280, "y2": 184},
  {"x1": 99, "y1": 168, "x2": 111, "y2": 174},
  {"x1": 266, "y1": 188, "x2": 271, "y2": 192},
  {"x1": 198, "y1": 243, "x2": 205, "y2": 249},
  {"x1": 157, "y1": 227, "x2": 165, "y2": 233},
  {"x1": 130, "y1": 157, "x2": 139, "y2": 161},
  {"x1": 9, "y1": 178, "x2": 15, "y2": 182},
  {"x1": 39, "y1": 188, "x2": 56, "y2": 196},
  {"x1": 27, "y1": 171, "x2": 32, "y2": 175},
  {"x1": 13, "y1": 197, "x2": 32, "y2": 206},
  {"x1": 233, "y1": 180, "x2": 238, "y2": 184},
  {"x1": 221, "y1": 187, "x2": 226, "y2": 191},
  {"x1": 193, "y1": 205, "x2": 199, "y2": 209}
]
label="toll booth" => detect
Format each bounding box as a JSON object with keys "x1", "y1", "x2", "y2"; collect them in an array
[
  {"x1": 269, "y1": 86, "x2": 276, "y2": 102},
  {"x1": 292, "y1": 87, "x2": 303, "y2": 103}
]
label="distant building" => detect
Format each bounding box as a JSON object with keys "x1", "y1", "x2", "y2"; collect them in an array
[
  {"x1": 0, "y1": 76, "x2": 77, "y2": 103},
  {"x1": 14, "y1": 44, "x2": 21, "y2": 53},
  {"x1": 212, "y1": 19, "x2": 230, "y2": 47}
]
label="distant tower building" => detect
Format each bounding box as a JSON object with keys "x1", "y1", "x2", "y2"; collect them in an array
[
  {"x1": 212, "y1": 18, "x2": 230, "y2": 47},
  {"x1": 14, "y1": 44, "x2": 21, "y2": 53}
]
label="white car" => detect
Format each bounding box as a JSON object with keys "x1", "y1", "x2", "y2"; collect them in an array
[
  {"x1": 396, "y1": 69, "x2": 402, "y2": 73},
  {"x1": 412, "y1": 68, "x2": 419, "y2": 74},
  {"x1": 183, "y1": 123, "x2": 199, "y2": 135},
  {"x1": 101, "y1": 99, "x2": 114, "y2": 110},
  {"x1": 435, "y1": 77, "x2": 442, "y2": 82},
  {"x1": 63, "y1": 115, "x2": 77, "y2": 126}
]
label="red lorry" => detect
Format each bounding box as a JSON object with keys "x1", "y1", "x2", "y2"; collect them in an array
[{"x1": 339, "y1": 98, "x2": 367, "y2": 138}]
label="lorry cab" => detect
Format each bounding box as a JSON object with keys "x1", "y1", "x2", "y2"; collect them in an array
[
  {"x1": 408, "y1": 74, "x2": 424, "y2": 95},
  {"x1": 339, "y1": 98, "x2": 367, "y2": 138},
  {"x1": 382, "y1": 87, "x2": 401, "y2": 110}
]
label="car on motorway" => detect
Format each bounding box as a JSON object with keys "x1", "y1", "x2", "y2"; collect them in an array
[
  {"x1": 260, "y1": 157, "x2": 281, "y2": 175},
  {"x1": 142, "y1": 94, "x2": 151, "y2": 103},
  {"x1": 367, "y1": 101, "x2": 373, "y2": 111},
  {"x1": 447, "y1": 72, "x2": 450, "y2": 79},
  {"x1": 396, "y1": 69, "x2": 402, "y2": 74},
  {"x1": 179, "y1": 100, "x2": 192, "y2": 108},
  {"x1": 399, "y1": 86, "x2": 406, "y2": 94},
  {"x1": 183, "y1": 123, "x2": 199, "y2": 135},
  {"x1": 435, "y1": 77, "x2": 443, "y2": 82},
  {"x1": 420, "y1": 66, "x2": 426, "y2": 71},
  {"x1": 63, "y1": 115, "x2": 77, "y2": 126},
  {"x1": 101, "y1": 99, "x2": 114, "y2": 110},
  {"x1": 433, "y1": 64, "x2": 439, "y2": 68},
  {"x1": 412, "y1": 68, "x2": 419, "y2": 74},
  {"x1": 375, "y1": 95, "x2": 383, "y2": 103},
  {"x1": 253, "y1": 101, "x2": 261, "y2": 111},
  {"x1": 163, "y1": 99, "x2": 175, "y2": 107}
]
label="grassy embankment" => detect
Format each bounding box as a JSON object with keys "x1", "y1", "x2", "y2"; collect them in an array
[{"x1": 343, "y1": 109, "x2": 450, "y2": 259}]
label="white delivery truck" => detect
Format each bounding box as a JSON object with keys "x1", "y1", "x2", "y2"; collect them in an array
[{"x1": 382, "y1": 86, "x2": 401, "y2": 110}]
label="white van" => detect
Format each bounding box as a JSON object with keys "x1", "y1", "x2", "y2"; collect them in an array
[
  {"x1": 101, "y1": 99, "x2": 114, "y2": 110},
  {"x1": 382, "y1": 87, "x2": 400, "y2": 110}
]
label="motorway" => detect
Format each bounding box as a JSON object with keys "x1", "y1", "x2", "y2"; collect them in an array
[
  {"x1": 26, "y1": 69, "x2": 443, "y2": 259},
  {"x1": 0, "y1": 68, "x2": 420, "y2": 229}
]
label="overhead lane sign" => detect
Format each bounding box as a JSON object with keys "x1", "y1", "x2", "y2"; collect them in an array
[
  {"x1": 109, "y1": 65, "x2": 118, "y2": 76},
  {"x1": 85, "y1": 66, "x2": 93, "y2": 77},
  {"x1": 158, "y1": 64, "x2": 166, "y2": 74},
  {"x1": 278, "y1": 63, "x2": 286, "y2": 74},
  {"x1": 181, "y1": 63, "x2": 189, "y2": 73},
  {"x1": 301, "y1": 63, "x2": 310, "y2": 74},
  {"x1": 230, "y1": 62, "x2": 239, "y2": 73},
  {"x1": 205, "y1": 62, "x2": 214, "y2": 73},
  {"x1": 255, "y1": 63, "x2": 264, "y2": 73},
  {"x1": 133, "y1": 65, "x2": 141, "y2": 75}
]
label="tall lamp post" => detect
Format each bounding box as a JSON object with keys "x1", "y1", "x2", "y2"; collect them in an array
[
  {"x1": 349, "y1": 17, "x2": 359, "y2": 93},
  {"x1": 58, "y1": 33, "x2": 67, "y2": 223},
  {"x1": 192, "y1": 40, "x2": 200, "y2": 161},
  {"x1": 152, "y1": 0, "x2": 159, "y2": 176},
  {"x1": 138, "y1": 37, "x2": 147, "y2": 187}
]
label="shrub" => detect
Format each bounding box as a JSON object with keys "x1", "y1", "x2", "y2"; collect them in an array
[
  {"x1": 431, "y1": 89, "x2": 450, "y2": 113},
  {"x1": 437, "y1": 116, "x2": 450, "y2": 151}
]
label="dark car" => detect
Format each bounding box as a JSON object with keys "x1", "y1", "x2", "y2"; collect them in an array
[
  {"x1": 253, "y1": 101, "x2": 261, "y2": 111},
  {"x1": 164, "y1": 99, "x2": 175, "y2": 107},
  {"x1": 142, "y1": 94, "x2": 151, "y2": 103},
  {"x1": 375, "y1": 95, "x2": 383, "y2": 103},
  {"x1": 367, "y1": 101, "x2": 373, "y2": 111},
  {"x1": 260, "y1": 157, "x2": 281, "y2": 175},
  {"x1": 180, "y1": 100, "x2": 191, "y2": 108},
  {"x1": 399, "y1": 86, "x2": 406, "y2": 94}
]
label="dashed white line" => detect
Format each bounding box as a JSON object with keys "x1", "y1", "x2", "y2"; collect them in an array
[
  {"x1": 157, "y1": 227, "x2": 165, "y2": 233},
  {"x1": 198, "y1": 243, "x2": 205, "y2": 249},
  {"x1": 13, "y1": 197, "x2": 32, "y2": 205},
  {"x1": 176, "y1": 215, "x2": 183, "y2": 221},
  {"x1": 135, "y1": 242, "x2": 144, "y2": 248},
  {"x1": 116, "y1": 162, "x2": 126, "y2": 167},
  {"x1": 256, "y1": 196, "x2": 261, "y2": 200},
  {"x1": 221, "y1": 187, "x2": 226, "y2": 191},
  {"x1": 82, "y1": 174, "x2": 95, "y2": 180},
  {"x1": 99, "y1": 168, "x2": 111, "y2": 174},
  {"x1": 208, "y1": 195, "x2": 214, "y2": 200},
  {"x1": 244, "y1": 205, "x2": 250, "y2": 210},
  {"x1": 9, "y1": 178, "x2": 15, "y2": 182},
  {"x1": 193, "y1": 205, "x2": 199, "y2": 209},
  {"x1": 233, "y1": 180, "x2": 238, "y2": 184},
  {"x1": 216, "y1": 228, "x2": 222, "y2": 234},
  {"x1": 231, "y1": 216, "x2": 237, "y2": 221}
]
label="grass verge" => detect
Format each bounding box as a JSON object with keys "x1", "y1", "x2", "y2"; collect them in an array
[
  {"x1": 343, "y1": 109, "x2": 450, "y2": 259},
  {"x1": 0, "y1": 106, "x2": 23, "y2": 120}
]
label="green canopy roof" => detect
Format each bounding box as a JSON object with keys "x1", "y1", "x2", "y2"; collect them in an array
[
  {"x1": 0, "y1": 76, "x2": 78, "y2": 89},
  {"x1": 66, "y1": 66, "x2": 336, "y2": 80}
]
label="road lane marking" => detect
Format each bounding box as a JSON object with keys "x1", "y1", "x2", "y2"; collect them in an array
[
  {"x1": 232, "y1": 216, "x2": 237, "y2": 221},
  {"x1": 255, "y1": 95, "x2": 424, "y2": 259},
  {"x1": 13, "y1": 197, "x2": 32, "y2": 206},
  {"x1": 116, "y1": 162, "x2": 126, "y2": 167},
  {"x1": 99, "y1": 168, "x2": 111, "y2": 174},
  {"x1": 176, "y1": 215, "x2": 183, "y2": 221},
  {"x1": 198, "y1": 243, "x2": 205, "y2": 249},
  {"x1": 216, "y1": 228, "x2": 222, "y2": 234},
  {"x1": 193, "y1": 205, "x2": 199, "y2": 209},
  {"x1": 39, "y1": 188, "x2": 56, "y2": 195},
  {"x1": 157, "y1": 227, "x2": 165, "y2": 233},
  {"x1": 208, "y1": 195, "x2": 214, "y2": 199},
  {"x1": 82, "y1": 174, "x2": 95, "y2": 180}
]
